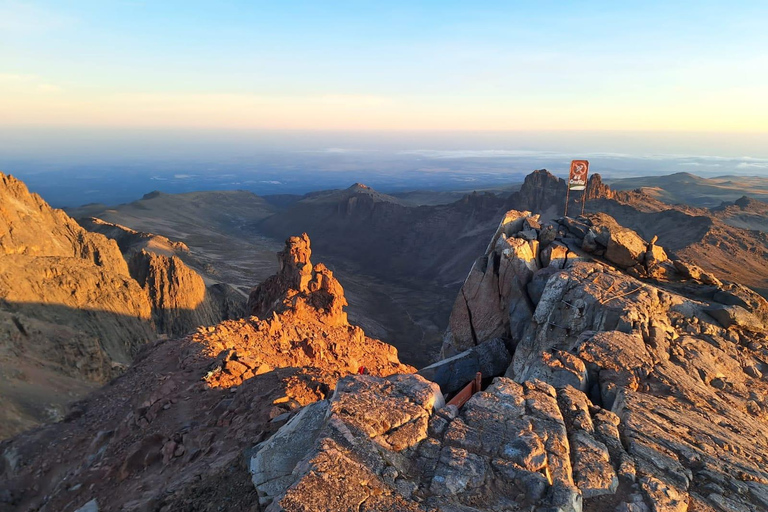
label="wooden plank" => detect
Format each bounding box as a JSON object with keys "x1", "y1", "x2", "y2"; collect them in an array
[{"x1": 447, "y1": 372, "x2": 482, "y2": 408}]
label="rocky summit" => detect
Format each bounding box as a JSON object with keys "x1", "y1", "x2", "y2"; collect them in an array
[
  {"x1": 0, "y1": 234, "x2": 412, "y2": 512},
  {"x1": 1, "y1": 171, "x2": 768, "y2": 512},
  {"x1": 244, "y1": 211, "x2": 768, "y2": 512}
]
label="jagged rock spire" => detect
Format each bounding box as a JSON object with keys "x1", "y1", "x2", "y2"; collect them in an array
[{"x1": 247, "y1": 233, "x2": 348, "y2": 326}]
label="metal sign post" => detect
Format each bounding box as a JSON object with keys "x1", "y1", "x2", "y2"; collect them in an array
[{"x1": 565, "y1": 159, "x2": 589, "y2": 218}]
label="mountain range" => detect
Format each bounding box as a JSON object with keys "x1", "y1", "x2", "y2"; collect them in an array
[{"x1": 1, "y1": 168, "x2": 768, "y2": 511}]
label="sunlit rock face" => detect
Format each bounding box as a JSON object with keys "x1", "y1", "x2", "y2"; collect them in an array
[
  {"x1": 0, "y1": 171, "x2": 155, "y2": 437},
  {"x1": 247, "y1": 233, "x2": 349, "y2": 327},
  {"x1": 0, "y1": 172, "x2": 243, "y2": 438},
  {"x1": 129, "y1": 249, "x2": 230, "y2": 338}
]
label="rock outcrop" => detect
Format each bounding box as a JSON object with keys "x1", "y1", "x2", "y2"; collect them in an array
[
  {"x1": 436, "y1": 210, "x2": 768, "y2": 511},
  {"x1": 0, "y1": 234, "x2": 413, "y2": 511},
  {"x1": 129, "y1": 249, "x2": 244, "y2": 338},
  {"x1": 251, "y1": 211, "x2": 768, "y2": 512},
  {"x1": 247, "y1": 233, "x2": 348, "y2": 327}
]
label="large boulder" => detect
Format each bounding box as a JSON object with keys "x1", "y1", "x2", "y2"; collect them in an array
[{"x1": 250, "y1": 373, "x2": 442, "y2": 508}]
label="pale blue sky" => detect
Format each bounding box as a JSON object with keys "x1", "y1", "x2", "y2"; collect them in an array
[{"x1": 1, "y1": 1, "x2": 767, "y2": 132}]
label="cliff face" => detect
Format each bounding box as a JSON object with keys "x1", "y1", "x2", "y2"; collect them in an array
[
  {"x1": 0, "y1": 172, "x2": 155, "y2": 438},
  {"x1": 0, "y1": 174, "x2": 130, "y2": 274},
  {"x1": 0, "y1": 234, "x2": 413, "y2": 512},
  {"x1": 81, "y1": 216, "x2": 247, "y2": 338},
  {"x1": 128, "y1": 250, "x2": 244, "y2": 338},
  {"x1": 0, "y1": 173, "x2": 244, "y2": 440}
]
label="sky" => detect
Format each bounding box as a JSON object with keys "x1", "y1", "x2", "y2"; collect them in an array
[{"x1": 2, "y1": 0, "x2": 768, "y2": 133}]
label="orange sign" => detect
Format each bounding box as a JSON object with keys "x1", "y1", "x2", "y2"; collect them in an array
[{"x1": 568, "y1": 160, "x2": 589, "y2": 190}]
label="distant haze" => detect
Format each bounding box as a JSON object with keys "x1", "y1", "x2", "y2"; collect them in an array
[
  {"x1": 3, "y1": 1, "x2": 768, "y2": 206},
  {"x1": 2, "y1": 128, "x2": 768, "y2": 208}
]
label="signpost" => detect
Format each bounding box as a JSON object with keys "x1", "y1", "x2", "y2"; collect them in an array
[{"x1": 564, "y1": 159, "x2": 589, "y2": 217}]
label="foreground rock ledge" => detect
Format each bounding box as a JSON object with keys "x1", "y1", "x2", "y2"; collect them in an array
[{"x1": 254, "y1": 211, "x2": 768, "y2": 512}]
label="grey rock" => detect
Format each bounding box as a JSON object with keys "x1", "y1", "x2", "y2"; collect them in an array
[
  {"x1": 250, "y1": 400, "x2": 330, "y2": 498},
  {"x1": 706, "y1": 304, "x2": 764, "y2": 331},
  {"x1": 74, "y1": 500, "x2": 99, "y2": 512}
]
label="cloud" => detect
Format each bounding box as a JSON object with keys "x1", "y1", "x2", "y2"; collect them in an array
[
  {"x1": 0, "y1": 74, "x2": 35, "y2": 83},
  {"x1": 37, "y1": 84, "x2": 61, "y2": 93},
  {"x1": 399, "y1": 149, "x2": 558, "y2": 159},
  {"x1": 0, "y1": 1, "x2": 74, "y2": 33},
  {"x1": 736, "y1": 162, "x2": 768, "y2": 169},
  {"x1": 0, "y1": 73, "x2": 63, "y2": 94}
]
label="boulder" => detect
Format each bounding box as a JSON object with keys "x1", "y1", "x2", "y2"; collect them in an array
[
  {"x1": 251, "y1": 400, "x2": 330, "y2": 502},
  {"x1": 561, "y1": 217, "x2": 590, "y2": 239},
  {"x1": 510, "y1": 349, "x2": 588, "y2": 391},
  {"x1": 645, "y1": 243, "x2": 668, "y2": 267},
  {"x1": 673, "y1": 260, "x2": 723, "y2": 287},
  {"x1": 541, "y1": 241, "x2": 570, "y2": 268},
  {"x1": 706, "y1": 304, "x2": 764, "y2": 331},
  {"x1": 605, "y1": 229, "x2": 647, "y2": 269}
]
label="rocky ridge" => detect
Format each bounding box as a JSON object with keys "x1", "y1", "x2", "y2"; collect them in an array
[
  {"x1": 81, "y1": 216, "x2": 247, "y2": 338},
  {"x1": 78, "y1": 217, "x2": 190, "y2": 258},
  {"x1": 250, "y1": 210, "x2": 768, "y2": 512},
  {"x1": 0, "y1": 234, "x2": 413, "y2": 512},
  {"x1": 0, "y1": 172, "x2": 244, "y2": 439},
  {"x1": 0, "y1": 172, "x2": 155, "y2": 438}
]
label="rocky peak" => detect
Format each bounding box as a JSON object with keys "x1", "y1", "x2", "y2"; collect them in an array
[
  {"x1": 584, "y1": 173, "x2": 614, "y2": 200},
  {"x1": 141, "y1": 190, "x2": 164, "y2": 200},
  {"x1": 734, "y1": 195, "x2": 765, "y2": 210},
  {"x1": 247, "y1": 233, "x2": 348, "y2": 326},
  {"x1": 129, "y1": 249, "x2": 230, "y2": 337},
  {"x1": 505, "y1": 169, "x2": 616, "y2": 219},
  {"x1": 0, "y1": 172, "x2": 128, "y2": 276}
]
